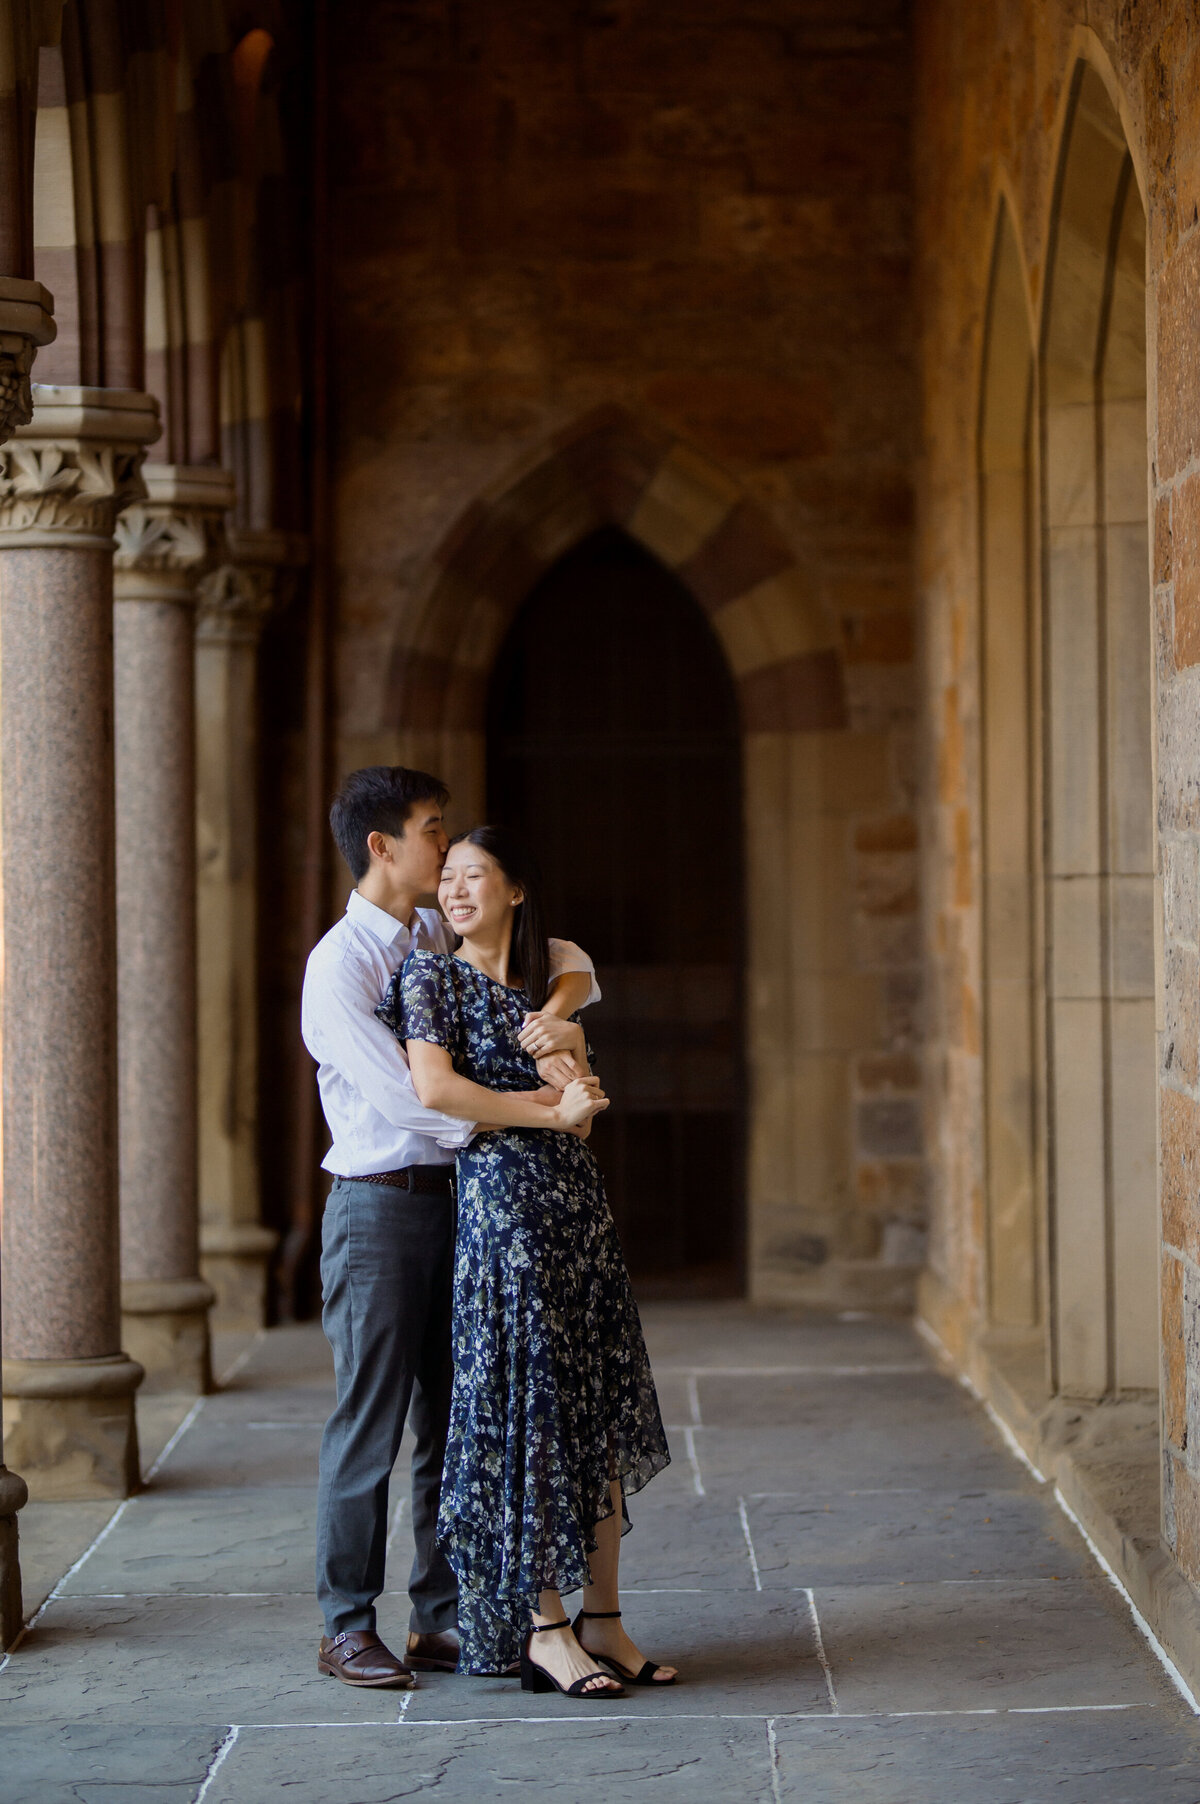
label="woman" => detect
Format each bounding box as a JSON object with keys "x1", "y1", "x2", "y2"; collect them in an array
[{"x1": 375, "y1": 826, "x2": 676, "y2": 1697}]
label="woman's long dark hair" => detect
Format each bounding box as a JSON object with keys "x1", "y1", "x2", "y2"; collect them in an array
[{"x1": 448, "y1": 825, "x2": 550, "y2": 1009}]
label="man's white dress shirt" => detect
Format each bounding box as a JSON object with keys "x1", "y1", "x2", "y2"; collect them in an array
[{"x1": 301, "y1": 889, "x2": 599, "y2": 1177}]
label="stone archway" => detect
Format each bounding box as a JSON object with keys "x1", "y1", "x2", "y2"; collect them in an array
[{"x1": 375, "y1": 407, "x2": 921, "y2": 1311}]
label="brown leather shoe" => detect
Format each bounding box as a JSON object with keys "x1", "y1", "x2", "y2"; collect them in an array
[
  {"x1": 317, "y1": 1629, "x2": 415, "y2": 1688},
  {"x1": 406, "y1": 1629, "x2": 460, "y2": 1673}
]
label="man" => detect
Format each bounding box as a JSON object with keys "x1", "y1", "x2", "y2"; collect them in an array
[{"x1": 302, "y1": 766, "x2": 596, "y2": 1688}]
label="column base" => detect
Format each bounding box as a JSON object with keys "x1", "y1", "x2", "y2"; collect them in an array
[
  {"x1": 2, "y1": 1354, "x2": 144, "y2": 1501},
  {"x1": 200, "y1": 1224, "x2": 278, "y2": 1331},
  {"x1": 120, "y1": 1278, "x2": 215, "y2": 1395},
  {"x1": 0, "y1": 1464, "x2": 29, "y2": 1649}
]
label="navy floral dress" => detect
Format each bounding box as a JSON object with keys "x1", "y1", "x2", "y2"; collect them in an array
[{"x1": 376, "y1": 949, "x2": 670, "y2": 1675}]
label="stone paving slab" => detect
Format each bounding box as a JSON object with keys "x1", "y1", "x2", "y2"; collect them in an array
[
  {"x1": 817, "y1": 1577, "x2": 1178, "y2": 1713},
  {"x1": 696, "y1": 1369, "x2": 995, "y2": 1433},
  {"x1": 198, "y1": 1386, "x2": 334, "y2": 1427},
  {"x1": 13, "y1": 1501, "x2": 117, "y2": 1618},
  {"x1": 615, "y1": 1493, "x2": 760, "y2": 1590},
  {"x1": 0, "y1": 1594, "x2": 395, "y2": 1726},
  {"x1": 745, "y1": 1485, "x2": 1089, "y2": 1584},
  {"x1": 151, "y1": 1418, "x2": 323, "y2": 1491},
  {"x1": 0, "y1": 1721, "x2": 226, "y2": 1804},
  {"x1": 56, "y1": 1488, "x2": 318, "y2": 1598},
  {"x1": 640, "y1": 1304, "x2": 920, "y2": 1366},
  {"x1": 773, "y1": 1707, "x2": 1200, "y2": 1803},
  {"x1": 403, "y1": 1593, "x2": 829, "y2": 1720},
  {"x1": 203, "y1": 1719, "x2": 776, "y2": 1804},
  {"x1": 688, "y1": 1423, "x2": 1020, "y2": 1494}
]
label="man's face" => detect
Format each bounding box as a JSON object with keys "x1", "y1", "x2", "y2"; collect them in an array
[{"x1": 386, "y1": 801, "x2": 449, "y2": 894}]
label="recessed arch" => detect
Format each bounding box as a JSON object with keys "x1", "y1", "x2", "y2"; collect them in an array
[
  {"x1": 978, "y1": 196, "x2": 1041, "y2": 1334},
  {"x1": 387, "y1": 407, "x2": 844, "y2": 800},
  {"x1": 1040, "y1": 61, "x2": 1155, "y2": 1399}
]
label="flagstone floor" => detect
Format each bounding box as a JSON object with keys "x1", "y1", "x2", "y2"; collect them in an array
[{"x1": 3, "y1": 1302, "x2": 1200, "y2": 1802}]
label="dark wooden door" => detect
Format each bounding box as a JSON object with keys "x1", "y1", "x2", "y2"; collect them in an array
[{"x1": 487, "y1": 527, "x2": 744, "y2": 1297}]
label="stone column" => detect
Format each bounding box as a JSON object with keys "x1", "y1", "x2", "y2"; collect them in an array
[
  {"x1": 196, "y1": 530, "x2": 299, "y2": 1327},
  {"x1": 0, "y1": 279, "x2": 55, "y2": 1644},
  {"x1": 113, "y1": 466, "x2": 235, "y2": 1392},
  {"x1": 0, "y1": 384, "x2": 159, "y2": 1501}
]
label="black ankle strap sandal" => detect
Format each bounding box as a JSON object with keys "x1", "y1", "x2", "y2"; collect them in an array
[
  {"x1": 519, "y1": 1619, "x2": 625, "y2": 1699},
  {"x1": 574, "y1": 1609, "x2": 678, "y2": 1686}
]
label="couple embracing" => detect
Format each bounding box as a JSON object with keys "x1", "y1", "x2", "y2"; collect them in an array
[{"x1": 301, "y1": 765, "x2": 677, "y2": 1699}]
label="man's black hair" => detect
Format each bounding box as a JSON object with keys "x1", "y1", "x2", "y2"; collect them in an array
[{"x1": 329, "y1": 766, "x2": 449, "y2": 882}]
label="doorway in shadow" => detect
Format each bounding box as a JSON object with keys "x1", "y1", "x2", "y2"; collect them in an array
[{"x1": 487, "y1": 527, "x2": 745, "y2": 1297}]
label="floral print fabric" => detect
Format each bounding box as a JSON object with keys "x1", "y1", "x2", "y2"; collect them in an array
[{"x1": 376, "y1": 948, "x2": 670, "y2": 1675}]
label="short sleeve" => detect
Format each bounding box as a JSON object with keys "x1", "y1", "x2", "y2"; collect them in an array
[{"x1": 375, "y1": 950, "x2": 458, "y2": 1051}]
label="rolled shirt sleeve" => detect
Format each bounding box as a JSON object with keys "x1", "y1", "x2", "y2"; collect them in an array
[{"x1": 547, "y1": 937, "x2": 601, "y2": 1007}]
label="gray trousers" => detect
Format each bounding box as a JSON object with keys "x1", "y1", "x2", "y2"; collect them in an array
[{"x1": 315, "y1": 1174, "x2": 459, "y2": 1638}]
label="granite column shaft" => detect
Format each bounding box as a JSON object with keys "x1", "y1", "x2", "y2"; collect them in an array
[
  {"x1": 196, "y1": 532, "x2": 300, "y2": 1327},
  {"x1": 113, "y1": 465, "x2": 235, "y2": 1391},
  {"x1": 0, "y1": 276, "x2": 55, "y2": 1644}
]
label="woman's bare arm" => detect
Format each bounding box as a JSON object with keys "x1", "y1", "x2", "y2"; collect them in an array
[{"x1": 406, "y1": 1036, "x2": 605, "y2": 1132}]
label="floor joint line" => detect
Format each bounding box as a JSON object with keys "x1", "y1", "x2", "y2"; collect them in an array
[
  {"x1": 683, "y1": 1426, "x2": 706, "y2": 1496},
  {"x1": 193, "y1": 1726, "x2": 239, "y2": 1803},
  {"x1": 738, "y1": 1495, "x2": 762, "y2": 1591},
  {"x1": 766, "y1": 1715, "x2": 782, "y2": 1804},
  {"x1": 804, "y1": 1587, "x2": 839, "y2": 1714}
]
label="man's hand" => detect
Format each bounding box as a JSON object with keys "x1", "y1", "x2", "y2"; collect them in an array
[
  {"x1": 519, "y1": 1012, "x2": 587, "y2": 1088},
  {"x1": 518, "y1": 1011, "x2": 585, "y2": 1059}
]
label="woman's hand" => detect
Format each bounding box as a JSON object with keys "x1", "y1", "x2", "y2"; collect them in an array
[{"x1": 553, "y1": 1075, "x2": 610, "y2": 1129}]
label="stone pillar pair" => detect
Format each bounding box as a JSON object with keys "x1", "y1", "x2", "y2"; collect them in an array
[
  {"x1": 0, "y1": 384, "x2": 236, "y2": 1521},
  {"x1": 0, "y1": 384, "x2": 159, "y2": 1505}
]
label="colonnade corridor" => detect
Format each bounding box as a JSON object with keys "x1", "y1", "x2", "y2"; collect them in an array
[{"x1": 2, "y1": 1304, "x2": 1198, "y2": 1802}]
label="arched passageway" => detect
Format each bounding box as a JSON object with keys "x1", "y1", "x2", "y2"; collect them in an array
[{"x1": 488, "y1": 527, "x2": 745, "y2": 1295}]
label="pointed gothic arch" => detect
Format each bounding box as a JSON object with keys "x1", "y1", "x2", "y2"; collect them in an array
[
  {"x1": 366, "y1": 406, "x2": 911, "y2": 1305},
  {"x1": 1040, "y1": 61, "x2": 1155, "y2": 1398}
]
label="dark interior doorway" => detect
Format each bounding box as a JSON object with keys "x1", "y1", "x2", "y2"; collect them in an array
[{"x1": 487, "y1": 527, "x2": 745, "y2": 1297}]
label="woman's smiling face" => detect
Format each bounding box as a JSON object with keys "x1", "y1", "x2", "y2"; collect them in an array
[{"x1": 438, "y1": 841, "x2": 522, "y2": 939}]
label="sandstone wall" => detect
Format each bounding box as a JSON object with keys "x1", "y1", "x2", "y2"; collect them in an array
[
  {"x1": 327, "y1": 2, "x2": 923, "y2": 1299},
  {"x1": 914, "y1": 0, "x2": 1200, "y2": 1572}
]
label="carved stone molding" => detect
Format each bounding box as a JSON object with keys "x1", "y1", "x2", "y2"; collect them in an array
[
  {"x1": 0, "y1": 387, "x2": 160, "y2": 548},
  {"x1": 0, "y1": 278, "x2": 56, "y2": 445}
]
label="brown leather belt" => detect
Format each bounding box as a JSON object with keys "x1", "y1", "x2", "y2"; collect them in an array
[{"x1": 354, "y1": 1165, "x2": 455, "y2": 1193}]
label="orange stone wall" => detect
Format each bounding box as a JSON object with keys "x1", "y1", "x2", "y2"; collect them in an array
[
  {"x1": 914, "y1": 0, "x2": 1200, "y2": 1571},
  {"x1": 326, "y1": 3, "x2": 925, "y2": 1299}
]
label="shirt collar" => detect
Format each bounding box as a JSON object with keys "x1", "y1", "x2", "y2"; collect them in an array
[{"x1": 346, "y1": 888, "x2": 415, "y2": 949}]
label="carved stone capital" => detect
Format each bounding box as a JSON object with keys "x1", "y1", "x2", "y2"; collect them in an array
[
  {"x1": 196, "y1": 560, "x2": 277, "y2": 644},
  {"x1": 197, "y1": 527, "x2": 309, "y2": 644},
  {"x1": 114, "y1": 465, "x2": 236, "y2": 602},
  {"x1": 0, "y1": 386, "x2": 160, "y2": 549},
  {"x1": 0, "y1": 278, "x2": 56, "y2": 445}
]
